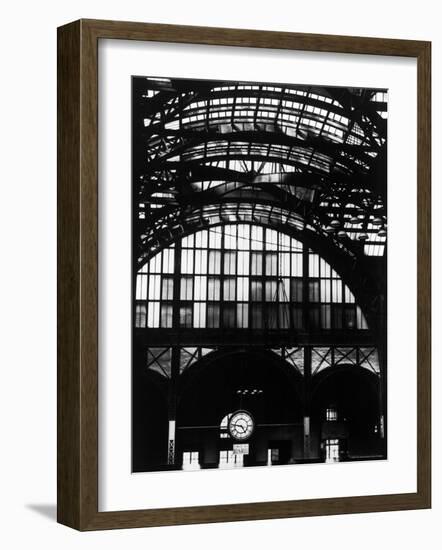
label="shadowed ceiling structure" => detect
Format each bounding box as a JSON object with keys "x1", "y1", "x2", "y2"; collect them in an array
[{"x1": 133, "y1": 77, "x2": 387, "y2": 269}]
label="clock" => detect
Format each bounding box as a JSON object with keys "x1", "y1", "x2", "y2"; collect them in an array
[{"x1": 228, "y1": 410, "x2": 255, "y2": 441}]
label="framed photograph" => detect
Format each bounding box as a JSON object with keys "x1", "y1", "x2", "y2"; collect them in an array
[{"x1": 57, "y1": 19, "x2": 431, "y2": 530}]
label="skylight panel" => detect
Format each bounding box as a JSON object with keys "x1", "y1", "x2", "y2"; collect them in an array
[
  {"x1": 364, "y1": 243, "x2": 385, "y2": 256},
  {"x1": 164, "y1": 120, "x2": 180, "y2": 130}
]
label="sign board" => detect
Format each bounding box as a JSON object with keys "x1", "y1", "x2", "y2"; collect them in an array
[{"x1": 233, "y1": 444, "x2": 249, "y2": 455}]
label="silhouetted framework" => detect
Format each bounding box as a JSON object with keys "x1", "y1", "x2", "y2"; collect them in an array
[{"x1": 132, "y1": 76, "x2": 387, "y2": 472}]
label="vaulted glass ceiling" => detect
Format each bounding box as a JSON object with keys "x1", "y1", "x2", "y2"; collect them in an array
[{"x1": 133, "y1": 77, "x2": 387, "y2": 267}]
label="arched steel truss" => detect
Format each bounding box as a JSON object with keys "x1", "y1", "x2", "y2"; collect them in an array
[{"x1": 133, "y1": 77, "x2": 387, "y2": 269}]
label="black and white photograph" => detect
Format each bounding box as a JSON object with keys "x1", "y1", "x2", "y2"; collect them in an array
[{"x1": 132, "y1": 76, "x2": 388, "y2": 473}]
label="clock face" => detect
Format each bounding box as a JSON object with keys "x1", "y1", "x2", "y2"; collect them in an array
[{"x1": 228, "y1": 411, "x2": 254, "y2": 441}]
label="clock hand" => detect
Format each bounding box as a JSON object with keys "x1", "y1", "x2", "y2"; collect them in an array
[{"x1": 232, "y1": 421, "x2": 244, "y2": 433}]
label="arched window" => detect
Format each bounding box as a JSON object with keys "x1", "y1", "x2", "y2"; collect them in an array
[{"x1": 135, "y1": 224, "x2": 368, "y2": 331}]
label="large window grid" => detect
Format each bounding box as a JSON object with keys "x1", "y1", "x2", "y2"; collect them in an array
[
  {"x1": 135, "y1": 225, "x2": 368, "y2": 331},
  {"x1": 308, "y1": 252, "x2": 367, "y2": 330}
]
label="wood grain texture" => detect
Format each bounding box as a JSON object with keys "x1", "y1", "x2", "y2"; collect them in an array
[
  {"x1": 57, "y1": 20, "x2": 81, "y2": 529},
  {"x1": 57, "y1": 19, "x2": 431, "y2": 531},
  {"x1": 416, "y1": 41, "x2": 431, "y2": 508}
]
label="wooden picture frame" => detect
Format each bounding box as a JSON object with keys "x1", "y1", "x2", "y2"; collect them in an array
[{"x1": 57, "y1": 18, "x2": 431, "y2": 530}]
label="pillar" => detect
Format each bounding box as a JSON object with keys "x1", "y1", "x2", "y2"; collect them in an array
[{"x1": 303, "y1": 345, "x2": 312, "y2": 459}]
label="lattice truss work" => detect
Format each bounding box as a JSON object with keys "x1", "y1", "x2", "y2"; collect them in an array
[
  {"x1": 146, "y1": 345, "x2": 380, "y2": 379},
  {"x1": 133, "y1": 77, "x2": 387, "y2": 268}
]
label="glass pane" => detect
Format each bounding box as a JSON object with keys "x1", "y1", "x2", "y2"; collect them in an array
[
  {"x1": 195, "y1": 229, "x2": 208, "y2": 248},
  {"x1": 309, "y1": 280, "x2": 320, "y2": 302},
  {"x1": 223, "y1": 304, "x2": 236, "y2": 327},
  {"x1": 160, "y1": 304, "x2": 173, "y2": 328},
  {"x1": 223, "y1": 278, "x2": 236, "y2": 301},
  {"x1": 207, "y1": 277, "x2": 221, "y2": 300},
  {"x1": 148, "y1": 275, "x2": 161, "y2": 300},
  {"x1": 237, "y1": 304, "x2": 249, "y2": 328},
  {"x1": 147, "y1": 302, "x2": 160, "y2": 327},
  {"x1": 332, "y1": 305, "x2": 343, "y2": 329},
  {"x1": 279, "y1": 304, "x2": 290, "y2": 328},
  {"x1": 251, "y1": 226, "x2": 263, "y2": 250},
  {"x1": 320, "y1": 258, "x2": 331, "y2": 278},
  {"x1": 265, "y1": 253, "x2": 277, "y2": 276},
  {"x1": 150, "y1": 253, "x2": 162, "y2": 273},
  {"x1": 207, "y1": 304, "x2": 220, "y2": 328},
  {"x1": 265, "y1": 279, "x2": 277, "y2": 301},
  {"x1": 237, "y1": 277, "x2": 249, "y2": 301},
  {"x1": 161, "y1": 276, "x2": 174, "y2": 300},
  {"x1": 194, "y1": 276, "x2": 207, "y2": 301},
  {"x1": 332, "y1": 279, "x2": 343, "y2": 302},
  {"x1": 135, "y1": 304, "x2": 146, "y2": 328},
  {"x1": 209, "y1": 228, "x2": 222, "y2": 248},
  {"x1": 320, "y1": 279, "x2": 331, "y2": 302},
  {"x1": 193, "y1": 303, "x2": 206, "y2": 328},
  {"x1": 279, "y1": 278, "x2": 290, "y2": 301},
  {"x1": 224, "y1": 251, "x2": 237, "y2": 275},
  {"x1": 266, "y1": 304, "x2": 278, "y2": 328},
  {"x1": 344, "y1": 285, "x2": 355, "y2": 303},
  {"x1": 208, "y1": 251, "x2": 221, "y2": 274},
  {"x1": 309, "y1": 253, "x2": 319, "y2": 277},
  {"x1": 279, "y1": 253, "x2": 290, "y2": 276},
  {"x1": 179, "y1": 305, "x2": 193, "y2": 328},
  {"x1": 357, "y1": 306, "x2": 369, "y2": 330},
  {"x1": 224, "y1": 225, "x2": 237, "y2": 249},
  {"x1": 237, "y1": 225, "x2": 250, "y2": 250},
  {"x1": 136, "y1": 274, "x2": 147, "y2": 300},
  {"x1": 237, "y1": 251, "x2": 250, "y2": 275},
  {"x1": 250, "y1": 280, "x2": 263, "y2": 301},
  {"x1": 162, "y1": 248, "x2": 174, "y2": 273},
  {"x1": 182, "y1": 234, "x2": 194, "y2": 248},
  {"x1": 321, "y1": 304, "x2": 331, "y2": 329},
  {"x1": 180, "y1": 276, "x2": 193, "y2": 300},
  {"x1": 194, "y1": 250, "x2": 207, "y2": 274},
  {"x1": 181, "y1": 249, "x2": 194, "y2": 274},
  {"x1": 251, "y1": 252, "x2": 263, "y2": 275},
  {"x1": 139, "y1": 262, "x2": 148, "y2": 274},
  {"x1": 291, "y1": 252, "x2": 302, "y2": 276},
  {"x1": 280, "y1": 232, "x2": 290, "y2": 251},
  {"x1": 251, "y1": 304, "x2": 263, "y2": 328},
  {"x1": 290, "y1": 278, "x2": 303, "y2": 302},
  {"x1": 266, "y1": 228, "x2": 278, "y2": 251}
]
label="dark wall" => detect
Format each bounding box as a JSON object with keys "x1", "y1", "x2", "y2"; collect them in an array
[
  {"x1": 133, "y1": 352, "x2": 384, "y2": 471},
  {"x1": 132, "y1": 369, "x2": 168, "y2": 471},
  {"x1": 311, "y1": 366, "x2": 381, "y2": 458},
  {"x1": 177, "y1": 350, "x2": 303, "y2": 428}
]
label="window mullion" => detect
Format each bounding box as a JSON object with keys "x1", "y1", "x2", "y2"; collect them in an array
[{"x1": 172, "y1": 239, "x2": 182, "y2": 329}]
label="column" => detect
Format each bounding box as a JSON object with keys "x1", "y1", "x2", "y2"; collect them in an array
[
  {"x1": 167, "y1": 347, "x2": 180, "y2": 465},
  {"x1": 303, "y1": 345, "x2": 312, "y2": 459},
  {"x1": 378, "y1": 294, "x2": 387, "y2": 450},
  {"x1": 167, "y1": 237, "x2": 182, "y2": 465}
]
